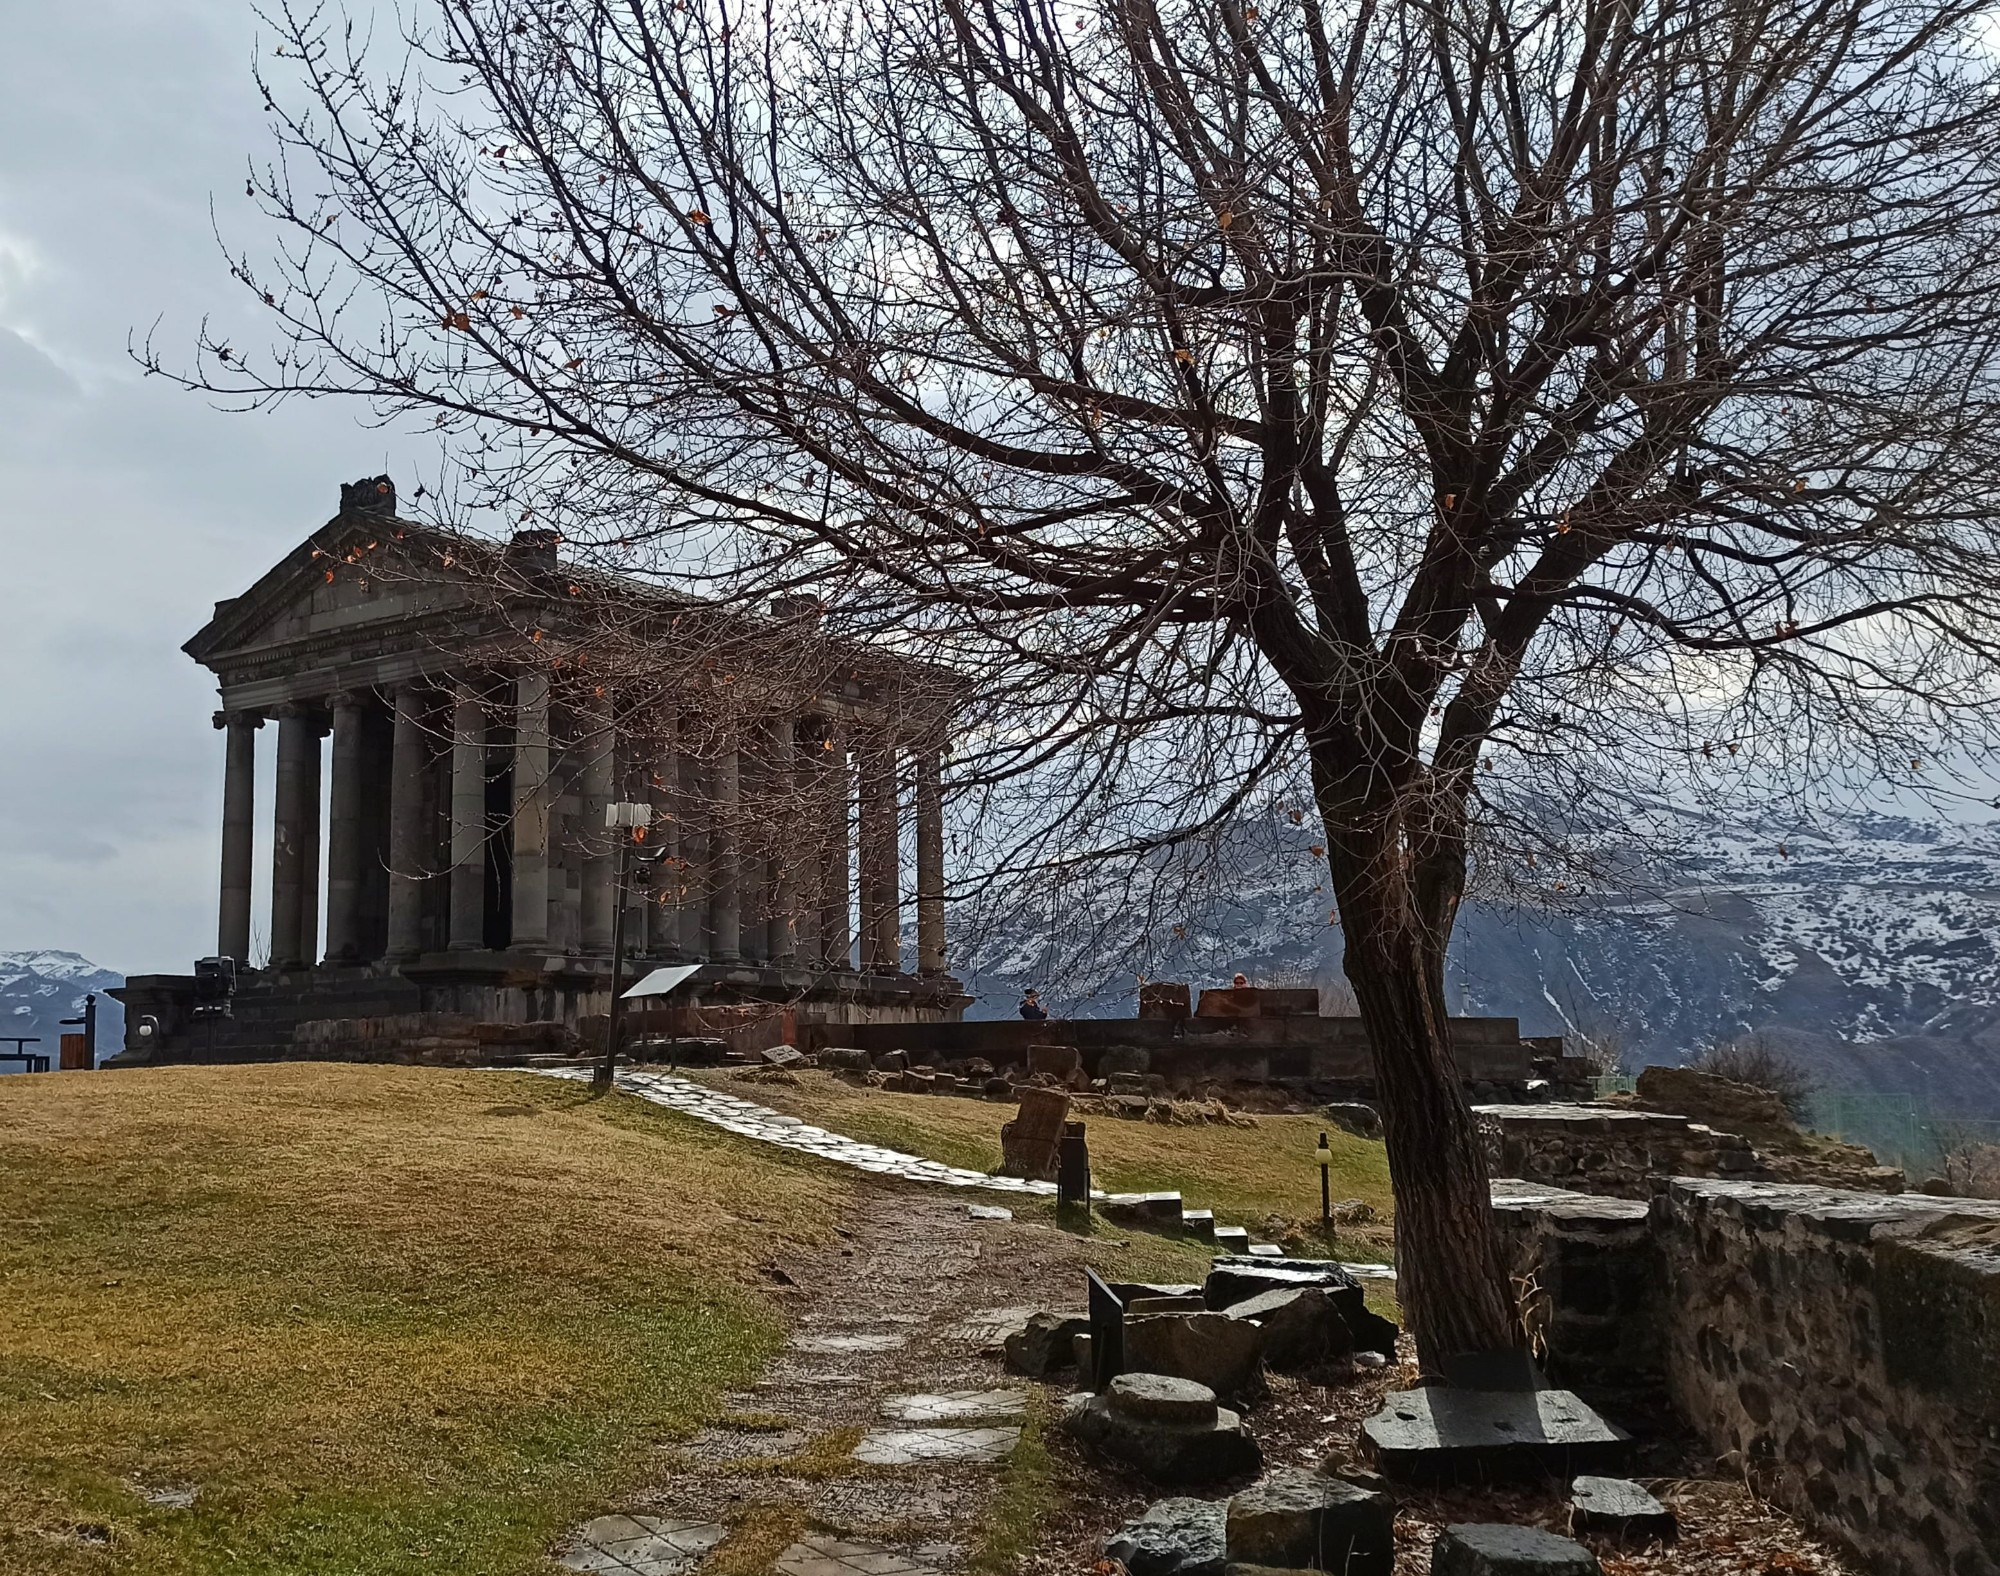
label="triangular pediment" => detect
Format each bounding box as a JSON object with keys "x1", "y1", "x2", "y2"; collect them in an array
[{"x1": 184, "y1": 517, "x2": 478, "y2": 669}]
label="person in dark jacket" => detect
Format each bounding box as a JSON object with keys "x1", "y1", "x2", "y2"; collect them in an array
[{"x1": 1019, "y1": 988, "x2": 1049, "y2": 1021}]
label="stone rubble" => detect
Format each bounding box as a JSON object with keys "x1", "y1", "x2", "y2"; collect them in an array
[
  {"x1": 1104, "y1": 1497, "x2": 1229, "y2": 1576},
  {"x1": 1064, "y1": 1373, "x2": 1263, "y2": 1486},
  {"x1": 1429, "y1": 1523, "x2": 1603, "y2": 1575},
  {"x1": 1568, "y1": 1475, "x2": 1676, "y2": 1545},
  {"x1": 1222, "y1": 1466, "x2": 1394, "y2": 1575}
]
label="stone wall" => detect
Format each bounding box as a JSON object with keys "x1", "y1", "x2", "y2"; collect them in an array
[
  {"x1": 1476, "y1": 1103, "x2": 1761, "y2": 1198},
  {"x1": 1495, "y1": 1177, "x2": 2000, "y2": 1576}
]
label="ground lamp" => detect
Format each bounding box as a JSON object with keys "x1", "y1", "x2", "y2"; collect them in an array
[
  {"x1": 1316, "y1": 1130, "x2": 1332, "y2": 1228},
  {"x1": 595, "y1": 801, "x2": 655, "y2": 1091}
]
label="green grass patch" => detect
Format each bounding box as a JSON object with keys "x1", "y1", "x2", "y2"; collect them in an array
[
  {"x1": 0, "y1": 1064, "x2": 849, "y2": 1576},
  {"x1": 968, "y1": 1391, "x2": 1056, "y2": 1576},
  {"x1": 698, "y1": 1070, "x2": 1395, "y2": 1254}
]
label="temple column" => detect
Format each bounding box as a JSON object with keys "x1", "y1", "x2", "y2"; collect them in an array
[
  {"x1": 858, "y1": 729, "x2": 899, "y2": 973},
  {"x1": 915, "y1": 744, "x2": 946, "y2": 976},
  {"x1": 767, "y1": 715, "x2": 798, "y2": 965},
  {"x1": 818, "y1": 718, "x2": 852, "y2": 969},
  {"x1": 791, "y1": 721, "x2": 822, "y2": 967},
  {"x1": 299, "y1": 716, "x2": 324, "y2": 964},
  {"x1": 215, "y1": 710, "x2": 261, "y2": 963},
  {"x1": 323, "y1": 692, "x2": 369, "y2": 963},
  {"x1": 448, "y1": 682, "x2": 488, "y2": 950},
  {"x1": 580, "y1": 691, "x2": 616, "y2": 956},
  {"x1": 649, "y1": 715, "x2": 683, "y2": 958},
  {"x1": 708, "y1": 727, "x2": 741, "y2": 962},
  {"x1": 385, "y1": 685, "x2": 427, "y2": 961},
  {"x1": 270, "y1": 706, "x2": 316, "y2": 968},
  {"x1": 512, "y1": 671, "x2": 552, "y2": 950}
]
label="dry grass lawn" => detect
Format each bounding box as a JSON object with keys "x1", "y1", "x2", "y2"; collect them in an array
[
  {"x1": 0, "y1": 1064, "x2": 851, "y2": 1576},
  {"x1": 700, "y1": 1070, "x2": 1396, "y2": 1255}
]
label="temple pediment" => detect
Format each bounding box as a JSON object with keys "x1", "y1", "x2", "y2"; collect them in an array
[{"x1": 185, "y1": 518, "x2": 473, "y2": 669}]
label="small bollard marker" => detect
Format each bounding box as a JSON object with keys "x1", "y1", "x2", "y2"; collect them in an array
[{"x1": 1317, "y1": 1129, "x2": 1333, "y2": 1228}]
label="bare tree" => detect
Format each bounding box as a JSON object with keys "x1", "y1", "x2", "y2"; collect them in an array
[{"x1": 157, "y1": 0, "x2": 2000, "y2": 1365}]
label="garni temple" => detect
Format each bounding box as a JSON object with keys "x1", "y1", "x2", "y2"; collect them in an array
[{"x1": 113, "y1": 478, "x2": 967, "y2": 1062}]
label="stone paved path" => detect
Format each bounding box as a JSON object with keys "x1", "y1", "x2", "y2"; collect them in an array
[
  {"x1": 536, "y1": 1066, "x2": 1063, "y2": 1195},
  {"x1": 552, "y1": 1191, "x2": 1076, "y2": 1576}
]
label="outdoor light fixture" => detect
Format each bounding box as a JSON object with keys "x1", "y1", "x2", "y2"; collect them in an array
[
  {"x1": 596, "y1": 802, "x2": 657, "y2": 1091},
  {"x1": 1316, "y1": 1130, "x2": 1333, "y2": 1228}
]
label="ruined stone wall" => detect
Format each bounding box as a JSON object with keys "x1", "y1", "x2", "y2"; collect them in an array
[
  {"x1": 1476, "y1": 1104, "x2": 1761, "y2": 1198},
  {"x1": 1497, "y1": 1177, "x2": 2000, "y2": 1576}
]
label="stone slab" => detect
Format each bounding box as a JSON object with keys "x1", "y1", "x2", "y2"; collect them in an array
[
  {"x1": 881, "y1": 1390, "x2": 1027, "y2": 1424},
  {"x1": 775, "y1": 1535, "x2": 943, "y2": 1576},
  {"x1": 1363, "y1": 1389, "x2": 1632, "y2": 1483},
  {"x1": 1569, "y1": 1477, "x2": 1676, "y2": 1544},
  {"x1": 1430, "y1": 1523, "x2": 1602, "y2": 1575},
  {"x1": 792, "y1": 1332, "x2": 908, "y2": 1354},
  {"x1": 950, "y1": 1305, "x2": 1049, "y2": 1344},
  {"x1": 560, "y1": 1515, "x2": 727, "y2": 1576},
  {"x1": 967, "y1": 1204, "x2": 1013, "y2": 1221},
  {"x1": 853, "y1": 1426, "x2": 1020, "y2": 1465}
]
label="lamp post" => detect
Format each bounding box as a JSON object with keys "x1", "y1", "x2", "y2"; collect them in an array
[
  {"x1": 1316, "y1": 1130, "x2": 1333, "y2": 1231},
  {"x1": 596, "y1": 801, "x2": 654, "y2": 1092}
]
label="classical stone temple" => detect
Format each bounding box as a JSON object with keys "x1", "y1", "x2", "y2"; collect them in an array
[{"x1": 117, "y1": 478, "x2": 966, "y2": 1060}]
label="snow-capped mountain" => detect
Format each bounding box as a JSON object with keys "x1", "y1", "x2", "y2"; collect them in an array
[
  {"x1": 0, "y1": 951, "x2": 122, "y2": 1071},
  {"x1": 953, "y1": 800, "x2": 2000, "y2": 1115}
]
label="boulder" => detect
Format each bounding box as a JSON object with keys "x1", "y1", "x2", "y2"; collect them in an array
[
  {"x1": 1204, "y1": 1258, "x2": 1398, "y2": 1358},
  {"x1": 1322, "y1": 1103, "x2": 1383, "y2": 1140},
  {"x1": 1223, "y1": 1467, "x2": 1393, "y2": 1574},
  {"x1": 1225, "y1": 1286, "x2": 1354, "y2": 1370},
  {"x1": 1105, "y1": 1497, "x2": 1227, "y2": 1576},
  {"x1": 821, "y1": 1046, "x2": 873, "y2": 1071},
  {"x1": 759, "y1": 1044, "x2": 806, "y2": 1068},
  {"x1": 1064, "y1": 1375, "x2": 1263, "y2": 1487},
  {"x1": 1003, "y1": 1310, "x2": 1091, "y2": 1376},
  {"x1": 1028, "y1": 1043, "x2": 1082, "y2": 1081},
  {"x1": 1430, "y1": 1524, "x2": 1602, "y2": 1575},
  {"x1": 1124, "y1": 1311, "x2": 1267, "y2": 1400},
  {"x1": 1569, "y1": 1477, "x2": 1676, "y2": 1545},
  {"x1": 872, "y1": 1050, "x2": 910, "y2": 1074}
]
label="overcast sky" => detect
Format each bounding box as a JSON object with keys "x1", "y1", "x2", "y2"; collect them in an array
[{"x1": 0, "y1": 2, "x2": 425, "y2": 973}]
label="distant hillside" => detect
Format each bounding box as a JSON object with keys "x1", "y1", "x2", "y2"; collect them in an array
[
  {"x1": 952, "y1": 800, "x2": 2000, "y2": 1114},
  {"x1": 0, "y1": 951, "x2": 122, "y2": 1070}
]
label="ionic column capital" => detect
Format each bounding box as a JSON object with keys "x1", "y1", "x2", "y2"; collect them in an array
[{"x1": 213, "y1": 709, "x2": 265, "y2": 731}]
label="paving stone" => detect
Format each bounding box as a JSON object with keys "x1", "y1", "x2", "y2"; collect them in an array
[
  {"x1": 1105, "y1": 1496, "x2": 1229, "y2": 1576},
  {"x1": 1224, "y1": 1466, "x2": 1393, "y2": 1574},
  {"x1": 792, "y1": 1332, "x2": 908, "y2": 1354},
  {"x1": 1569, "y1": 1477, "x2": 1676, "y2": 1545},
  {"x1": 1247, "y1": 1244, "x2": 1283, "y2": 1258},
  {"x1": 853, "y1": 1426, "x2": 1021, "y2": 1464},
  {"x1": 881, "y1": 1390, "x2": 1027, "y2": 1423},
  {"x1": 530, "y1": 1068, "x2": 1062, "y2": 1197},
  {"x1": 1430, "y1": 1523, "x2": 1602, "y2": 1575},
  {"x1": 560, "y1": 1515, "x2": 726, "y2": 1576},
  {"x1": 1362, "y1": 1389, "x2": 1632, "y2": 1484},
  {"x1": 951, "y1": 1305, "x2": 1049, "y2": 1344},
  {"x1": 1213, "y1": 1226, "x2": 1253, "y2": 1254},
  {"x1": 775, "y1": 1534, "x2": 943, "y2": 1576},
  {"x1": 967, "y1": 1204, "x2": 1013, "y2": 1221}
]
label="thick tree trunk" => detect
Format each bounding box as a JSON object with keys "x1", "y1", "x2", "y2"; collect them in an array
[{"x1": 1327, "y1": 826, "x2": 1518, "y2": 1371}]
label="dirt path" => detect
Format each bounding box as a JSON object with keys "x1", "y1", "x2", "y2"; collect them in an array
[{"x1": 556, "y1": 1186, "x2": 1092, "y2": 1576}]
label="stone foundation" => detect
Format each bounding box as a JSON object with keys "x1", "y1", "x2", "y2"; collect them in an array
[
  {"x1": 1495, "y1": 1177, "x2": 2000, "y2": 1575},
  {"x1": 1476, "y1": 1103, "x2": 1761, "y2": 1198}
]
